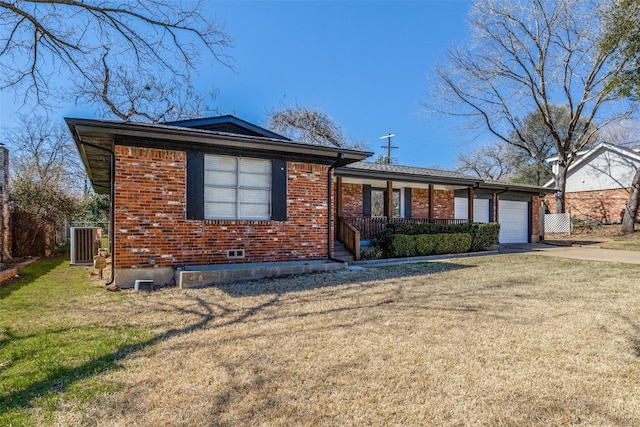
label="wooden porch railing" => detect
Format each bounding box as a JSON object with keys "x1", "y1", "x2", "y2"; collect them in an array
[
  {"x1": 337, "y1": 217, "x2": 361, "y2": 261},
  {"x1": 339, "y1": 217, "x2": 471, "y2": 241}
]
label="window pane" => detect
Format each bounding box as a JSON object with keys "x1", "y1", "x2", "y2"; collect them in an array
[
  {"x1": 205, "y1": 154, "x2": 236, "y2": 172},
  {"x1": 239, "y1": 188, "x2": 270, "y2": 204},
  {"x1": 371, "y1": 189, "x2": 384, "y2": 217},
  {"x1": 393, "y1": 190, "x2": 401, "y2": 218},
  {"x1": 239, "y1": 172, "x2": 270, "y2": 188},
  {"x1": 239, "y1": 158, "x2": 271, "y2": 174},
  {"x1": 240, "y1": 202, "x2": 270, "y2": 219},
  {"x1": 205, "y1": 202, "x2": 236, "y2": 218},
  {"x1": 205, "y1": 187, "x2": 236, "y2": 203},
  {"x1": 205, "y1": 170, "x2": 237, "y2": 186}
]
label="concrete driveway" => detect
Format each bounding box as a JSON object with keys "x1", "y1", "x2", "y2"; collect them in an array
[{"x1": 498, "y1": 243, "x2": 640, "y2": 265}]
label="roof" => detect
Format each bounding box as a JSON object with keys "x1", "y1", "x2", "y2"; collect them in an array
[
  {"x1": 336, "y1": 162, "x2": 481, "y2": 185},
  {"x1": 336, "y1": 162, "x2": 553, "y2": 194},
  {"x1": 478, "y1": 179, "x2": 555, "y2": 194},
  {"x1": 543, "y1": 142, "x2": 640, "y2": 188},
  {"x1": 163, "y1": 115, "x2": 289, "y2": 140},
  {"x1": 67, "y1": 117, "x2": 373, "y2": 194}
]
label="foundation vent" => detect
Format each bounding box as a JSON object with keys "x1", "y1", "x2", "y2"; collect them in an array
[{"x1": 227, "y1": 249, "x2": 245, "y2": 259}]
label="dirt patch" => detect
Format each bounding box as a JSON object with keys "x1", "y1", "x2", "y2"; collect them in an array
[{"x1": 545, "y1": 223, "x2": 640, "y2": 246}]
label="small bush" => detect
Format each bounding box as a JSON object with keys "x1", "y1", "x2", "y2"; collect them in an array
[
  {"x1": 360, "y1": 245, "x2": 383, "y2": 260},
  {"x1": 468, "y1": 223, "x2": 500, "y2": 251}
]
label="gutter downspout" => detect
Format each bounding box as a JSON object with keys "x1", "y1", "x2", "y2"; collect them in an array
[
  {"x1": 74, "y1": 138, "x2": 116, "y2": 286},
  {"x1": 327, "y1": 154, "x2": 343, "y2": 262}
]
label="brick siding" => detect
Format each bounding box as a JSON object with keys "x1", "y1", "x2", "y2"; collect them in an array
[
  {"x1": 114, "y1": 146, "x2": 330, "y2": 269},
  {"x1": 545, "y1": 188, "x2": 636, "y2": 223},
  {"x1": 341, "y1": 183, "x2": 363, "y2": 216}
]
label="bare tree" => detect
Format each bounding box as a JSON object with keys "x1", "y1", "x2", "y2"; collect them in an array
[
  {"x1": 267, "y1": 106, "x2": 366, "y2": 150},
  {"x1": 428, "y1": 0, "x2": 634, "y2": 213},
  {"x1": 4, "y1": 116, "x2": 86, "y2": 256},
  {"x1": 599, "y1": 0, "x2": 640, "y2": 232},
  {"x1": 456, "y1": 142, "x2": 515, "y2": 181},
  {"x1": 4, "y1": 116, "x2": 85, "y2": 193},
  {"x1": 0, "y1": 1, "x2": 231, "y2": 122}
]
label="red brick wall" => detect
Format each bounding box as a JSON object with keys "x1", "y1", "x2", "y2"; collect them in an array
[
  {"x1": 532, "y1": 196, "x2": 541, "y2": 236},
  {"x1": 546, "y1": 188, "x2": 634, "y2": 223},
  {"x1": 432, "y1": 190, "x2": 454, "y2": 219},
  {"x1": 341, "y1": 183, "x2": 363, "y2": 216},
  {"x1": 114, "y1": 146, "x2": 330, "y2": 269},
  {"x1": 411, "y1": 188, "x2": 429, "y2": 218}
]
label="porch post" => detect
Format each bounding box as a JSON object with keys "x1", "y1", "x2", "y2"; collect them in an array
[
  {"x1": 386, "y1": 180, "x2": 393, "y2": 220},
  {"x1": 428, "y1": 184, "x2": 434, "y2": 222},
  {"x1": 336, "y1": 176, "x2": 343, "y2": 218},
  {"x1": 468, "y1": 187, "x2": 474, "y2": 222},
  {"x1": 335, "y1": 176, "x2": 343, "y2": 238}
]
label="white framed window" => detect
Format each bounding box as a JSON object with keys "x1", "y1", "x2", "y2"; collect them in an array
[
  {"x1": 371, "y1": 188, "x2": 401, "y2": 217},
  {"x1": 204, "y1": 154, "x2": 271, "y2": 220}
]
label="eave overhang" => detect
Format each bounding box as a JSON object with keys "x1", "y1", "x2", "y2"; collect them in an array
[{"x1": 335, "y1": 166, "x2": 481, "y2": 187}]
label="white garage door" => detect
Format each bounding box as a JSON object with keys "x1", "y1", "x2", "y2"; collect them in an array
[
  {"x1": 474, "y1": 199, "x2": 490, "y2": 223},
  {"x1": 454, "y1": 197, "x2": 468, "y2": 220},
  {"x1": 498, "y1": 200, "x2": 529, "y2": 243}
]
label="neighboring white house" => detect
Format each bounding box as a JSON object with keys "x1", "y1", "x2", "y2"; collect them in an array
[{"x1": 544, "y1": 142, "x2": 640, "y2": 222}]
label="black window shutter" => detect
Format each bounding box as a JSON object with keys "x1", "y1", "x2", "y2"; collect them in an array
[
  {"x1": 363, "y1": 184, "x2": 372, "y2": 217},
  {"x1": 404, "y1": 188, "x2": 412, "y2": 218},
  {"x1": 383, "y1": 190, "x2": 389, "y2": 217},
  {"x1": 272, "y1": 159, "x2": 287, "y2": 221},
  {"x1": 186, "y1": 152, "x2": 204, "y2": 220}
]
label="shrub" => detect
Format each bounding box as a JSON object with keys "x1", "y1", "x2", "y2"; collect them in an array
[
  {"x1": 373, "y1": 222, "x2": 499, "y2": 258},
  {"x1": 435, "y1": 233, "x2": 472, "y2": 254},
  {"x1": 468, "y1": 223, "x2": 500, "y2": 251},
  {"x1": 387, "y1": 233, "x2": 471, "y2": 258},
  {"x1": 415, "y1": 234, "x2": 437, "y2": 254},
  {"x1": 360, "y1": 245, "x2": 383, "y2": 260},
  {"x1": 388, "y1": 234, "x2": 417, "y2": 257}
]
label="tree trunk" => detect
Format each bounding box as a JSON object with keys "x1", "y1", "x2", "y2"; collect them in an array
[
  {"x1": 621, "y1": 168, "x2": 640, "y2": 233},
  {"x1": 554, "y1": 164, "x2": 567, "y2": 214}
]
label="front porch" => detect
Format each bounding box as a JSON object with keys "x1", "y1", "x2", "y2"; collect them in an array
[{"x1": 336, "y1": 216, "x2": 471, "y2": 261}]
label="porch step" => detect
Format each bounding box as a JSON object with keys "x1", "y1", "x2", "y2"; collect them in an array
[{"x1": 334, "y1": 242, "x2": 355, "y2": 263}]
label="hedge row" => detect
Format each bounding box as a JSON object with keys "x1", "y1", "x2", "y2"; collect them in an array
[
  {"x1": 387, "y1": 233, "x2": 472, "y2": 258},
  {"x1": 374, "y1": 222, "x2": 500, "y2": 258}
]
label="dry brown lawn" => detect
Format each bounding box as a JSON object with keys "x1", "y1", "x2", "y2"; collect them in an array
[{"x1": 46, "y1": 254, "x2": 640, "y2": 426}]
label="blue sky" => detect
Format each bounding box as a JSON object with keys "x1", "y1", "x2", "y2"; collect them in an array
[
  {"x1": 207, "y1": 1, "x2": 472, "y2": 169},
  {"x1": 0, "y1": 1, "x2": 473, "y2": 169}
]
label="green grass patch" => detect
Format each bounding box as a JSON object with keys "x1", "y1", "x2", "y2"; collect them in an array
[
  {"x1": 600, "y1": 240, "x2": 640, "y2": 251},
  {"x1": 0, "y1": 257, "x2": 154, "y2": 425}
]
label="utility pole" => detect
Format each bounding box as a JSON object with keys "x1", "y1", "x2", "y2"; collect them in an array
[{"x1": 379, "y1": 133, "x2": 398, "y2": 164}]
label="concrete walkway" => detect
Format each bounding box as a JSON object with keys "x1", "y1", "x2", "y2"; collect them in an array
[{"x1": 497, "y1": 243, "x2": 640, "y2": 265}]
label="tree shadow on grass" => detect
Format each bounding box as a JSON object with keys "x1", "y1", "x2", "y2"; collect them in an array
[
  {"x1": 0, "y1": 261, "x2": 475, "y2": 420},
  {"x1": 0, "y1": 295, "x2": 218, "y2": 418},
  {"x1": 215, "y1": 261, "x2": 473, "y2": 298}
]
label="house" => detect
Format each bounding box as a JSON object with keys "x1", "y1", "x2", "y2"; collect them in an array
[
  {"x1": 68, "y1": 116, "x2": 371, "y2": 287},
  {"x1": 68, "y1": 116, "x2": 551, "y2": 288},
  {"x1": 544, "y1": 142, "x2": 640, "y2": 223}
]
